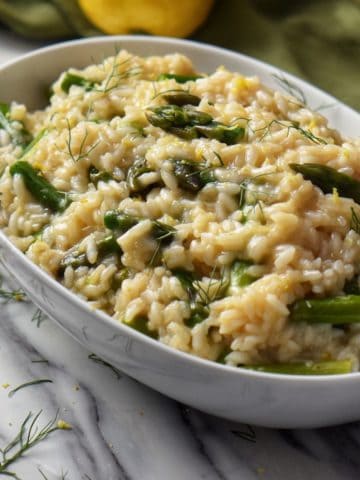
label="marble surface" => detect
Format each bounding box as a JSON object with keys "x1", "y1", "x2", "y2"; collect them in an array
[{"x1": 1, "y1": 31, "x2": 360, "y2": 480}]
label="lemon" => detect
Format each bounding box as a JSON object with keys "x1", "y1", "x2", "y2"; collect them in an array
[{"x1": 78, "y1": 0, "x2": 214, "y2": 37}]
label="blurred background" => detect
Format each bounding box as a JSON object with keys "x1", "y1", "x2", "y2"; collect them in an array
[{"x1": 0, "y1": 0, "x2": 359, "y2": 110}]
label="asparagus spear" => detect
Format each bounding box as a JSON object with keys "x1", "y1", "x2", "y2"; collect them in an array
[
  {"x1": 60, "y1": 73, "x2": 97, "y2": 93},
  {"x1": 195, "y1": 123, "x2": 245, "y2": 144},
  {"x1": 146, "y1": 105, "x2": 244, "y2": 145},
  {"x1": 290, "y1": 295, "x2": 360, "y2": 324},
  {"x1": 156, "y1": 73, "x2": 203, "y2": 83},
  {"x1": 230, "y1": 260, "x2": 258, "y2": 288},
  {"x1": 126, "y1": 158, "x2": 157, "y2": 193},
  {"x1": 162, "y1": 92, "x2": 201, "y2": 106},
  {"x1": 60, "y1": 235, "x2": 121, "y2": 271},
  {"x1": 243, "y1": 360, "x2": 353, "y2": 375},
  {"x1": 123, "y1": 316, "x2": 157, "y2": 339},
  {"x1": 290, "y1": 163, "x2": 360, "y2": 203},
  {"x1": 146, "y1": 104, "x2": 212, "y2": 129},
  {"x1": 104, "y1": 210, "x2": 175, "y2": 244},
  {"x1": 172, "y1": 159, "x2": 216, "y2": 192},
  {"x1": 10, "y1": 161, "x2": 71, "y2": 212},
  {"x1": 89, "y1": 166, "x2": 113, "y2": 185},
  {"x1": 0, "y1": 103, "x2": 32, "y2": 148}
]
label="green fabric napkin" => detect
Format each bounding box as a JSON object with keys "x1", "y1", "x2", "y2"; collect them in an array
[{"x1": 0, "y1": 0, "x2": 359, "y2": 110}]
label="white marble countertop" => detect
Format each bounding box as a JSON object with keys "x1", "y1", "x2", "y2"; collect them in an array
[{"x1": 1, "y1": 30, "x2": 360, "y2": 480}]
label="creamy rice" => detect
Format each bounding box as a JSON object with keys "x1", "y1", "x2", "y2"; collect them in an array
[{"x1": 1, "y1": 50, "x2": 360, "y2": 371}]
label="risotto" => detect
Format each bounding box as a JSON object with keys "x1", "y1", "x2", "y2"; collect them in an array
[{"x1": 1, "y1": 50, "x2": 360, "y2": 374}]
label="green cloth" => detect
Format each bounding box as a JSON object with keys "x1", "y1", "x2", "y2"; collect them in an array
[{"x1": 0, "y1": 0, "x2": 359, "y2": 110}]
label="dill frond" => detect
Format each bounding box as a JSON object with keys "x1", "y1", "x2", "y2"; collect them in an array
[
  {"x1": 8, "y1": 379, "x2": 53, "y2": 398},
  {"x1": 0, "y1": 410, "x2": 70, "y2": 477},
  {"x1": 88, "y1": 353, "x2": 122, "y2": 379},
  {"x1": 350, "y1": 207, "x2": 360, "y2": 234},
  {"x1": 31, "y1": 309, "x2": 47, "y2": 328},
  {"x1": 272, "y1": 73, "x2": 306, "y2": 106},
  {"x1": 255, "y1": 119, "x2": 326, "y2": 145},
  {"x1": 64, "y1": 120, "x2": 100, "y2": 163}
]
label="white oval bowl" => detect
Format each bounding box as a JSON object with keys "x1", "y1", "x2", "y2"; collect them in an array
[{"x1": 0, "y1": 36, "x2": 359, "y2": 429}]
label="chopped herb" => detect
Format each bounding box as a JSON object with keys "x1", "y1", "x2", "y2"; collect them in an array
[
  {"x1": 272, "y1": 72, "x2": 307, "y2": 105},
  {"x1": 64, "y1": 120, "x2": 100, "y2": 163},
  {"x1": 350, "y1": 207, "x2": 360, "y2": 233},
  {"x1": 8, "y1": 379, "x2": 53, "y2": 398},
  {"x1": 256, "y1": 119, "x2": 326, "y2": 145},
  {"x1": 88, "y1": 353, "x2": 122, "y2": 379},
  {"x1": 231, "y1": 425, "x2": 257, "y2": 443},
  {"x1": 31, "y1": 309, "x2": 47, "y2": 328},
  {"x1": 20, "y1": 128, "x2": 47, "y2": 159}
]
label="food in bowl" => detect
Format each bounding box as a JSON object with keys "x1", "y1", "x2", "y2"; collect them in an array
[{"x1": 0, "y1": 49, "x2": 359, "y2": 375}]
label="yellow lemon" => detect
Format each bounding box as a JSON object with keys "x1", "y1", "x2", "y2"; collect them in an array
[{"x1": 78, "y1": 0, "x2": 214, "y2": 37}]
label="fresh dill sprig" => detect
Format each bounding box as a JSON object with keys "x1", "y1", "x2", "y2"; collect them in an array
[
  {"x1": 193, "y1": 266, "x2": 228, "y2": 307},
  {"x1": 350, "y1": 207, "x2": 360, "y2": 234},
  {"x1": 255, "y1": 119, "x2": 327, "y2": 145},
  {"x1": 272, "y1": 73, "x2": 307, "y2": 106},
  {"x1": 64, "y1": 120, "x2": 100, "y2": 163},
  {"x1": 0, "y1": 275, "x2": 26, "y2": 303},
  {"x1": 31, "y1": 309, "x2": 47, "y2": 328},
  {"x1": 95, "y1": 56, "x2": 142, "y2": 94},
  {"x1": 231, "y1": 424, "x2": 257, "y2": 443},
  {"x1": 38, "y1": 467, "x2": 68, "y2": 480},
  {"x1": 8, "y1": 379, "x2": 53, "y2": 398},
  {"x1": 0, "y1": 410, "x2": 71, "y2": 478},
  {"x1": 88, "y1": 353, "x2": 122, "y2": 379}
]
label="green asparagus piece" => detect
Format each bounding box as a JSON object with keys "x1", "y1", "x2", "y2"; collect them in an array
[
  {"x1": 123, "y1": 316, "x2": 157, "y2": 339},
  {"x1": 0, "y1": 102, "x2": 32, "y2": 148},
  {"x1": 146, "y1": 105, "x2": 212, "y2": 129},
  {"x1": 290, "y1": 163, "x2": 360, "y2": 203},
  {"x1": 89, "y1": 166, "x2": 113, "y2": 185},
  {"x1": 290, "y1": 295, "x2": 360, "y2": 324},
  {"x1": 156, "y1": 73, "x2": 203, "y2": 83},
  {"x1": 172, "y1": 159, "x2": 216, "y2": 192},
  {"x1": 243, "y1": 360, "x2": 353, "y2": 375},
  {"x1": 230, "y1": 260, "x2": 258, "y2": 288},
  {"x1": 104, "y1": 211, "x2": 175, "y2": 244},
  {"x1": 60, "y1": 73, "x2": 97, "y2": 93},
  {"x1": 195, "y1": 123, "x2": 245, "y2": 144},
  {"x1": 146, "y1": 105, "x2": 244, "y2": 145},
  {"x1": 60, "y1": 235, "x2": 121, "y2": 270},
  {"x1": 104, "y1": 211, "x2": 139, "y2": 233},
  {"x1": 10, "y1": 161, "x2": 71, "y2": 212},
  {"x1": 162, "y1": 92, "x2": 201, "y2": 106},
  {"x1": 126, "y1": 158, "x2": 156, "y2": 193}
]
